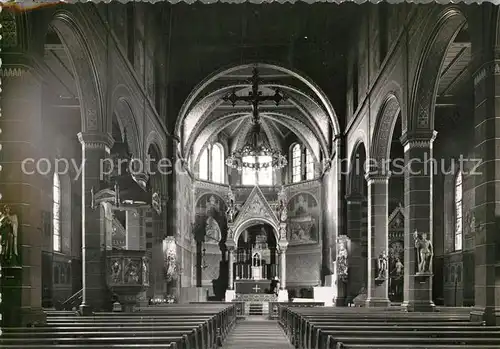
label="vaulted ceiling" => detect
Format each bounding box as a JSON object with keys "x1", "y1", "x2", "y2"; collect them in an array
[{"x1": 177, "y1": 64, "x2": 340, "y2": 167}]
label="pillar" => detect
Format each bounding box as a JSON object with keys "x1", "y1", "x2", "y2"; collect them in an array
[
  {"x1": 78, "y1": 132, "x2": 114, "y2": 315},
  {"x1": 280, "y1": 247, "x2": 287, "y2": 289},
  {"x1": 365, "y1": 174, "x2": 390, "y2": 307},
  {"x1": 345, "y1": 194, "x2": 365, "y2": 300},
  {"x1": 400, "y1": 131, "x2": 436, "y2": 312},
  {"x1": 126, "y1": 210, "x2": 141, "y2": 250},
  {"x1": 470, "y1": 59, "x2": 500, "y2": 325},
  {"x1": 228, "y1": 247, "x2": 234, "y2": 290},
  {"x1": 0, "y1": 67, "x2": 46, "y2": 326}
]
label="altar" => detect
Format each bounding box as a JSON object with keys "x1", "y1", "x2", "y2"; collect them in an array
[{"x1": 235, "y1": 279, "x2": 272, "y2": 294}]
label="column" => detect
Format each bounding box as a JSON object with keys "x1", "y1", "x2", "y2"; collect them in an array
[
  {"x1": 365, "y1": 174, "x2": 390, "y2": 307},
  {"x1": 470, "y1": 59, "x2": 500, "y2": 325},
  {"x1": 126, "y1": 210, "x2": 141, "y2": 249},
  {"x1": 0, "y1": 68, "x2": 46, "y2": 326},
  {"x1": 345, "y1": 194, "x2": 365, "y2": 300},
  {"x1": 280, "y1": 247, "x2": 287, "y2": 289},
  {"x1": 400, "y1": 131, "x2": 436, "y2": 312},
  {"x1": 228, "y1": 247, "x2": 234, "y2": 290},
  {"x1": 78, "y1": 132, "x2": 114, "y2": 315}
]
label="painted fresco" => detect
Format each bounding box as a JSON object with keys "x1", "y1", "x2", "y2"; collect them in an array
[
  {"x1": 286, "y1": 193, "x2": 319, "y2": 244},
  {"x1": 194, "y1": 193, "x2": 227, "y2": 244}
]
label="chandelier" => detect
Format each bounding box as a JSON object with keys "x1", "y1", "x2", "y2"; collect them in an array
[{"x1": 224, "y1": 66, "x2": 288, "y2": 172}]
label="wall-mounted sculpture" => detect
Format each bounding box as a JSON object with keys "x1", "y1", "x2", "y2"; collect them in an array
[
  {"x1": 0, "y1": 204, "x2": 19, "y2": 266},
  {"x1": 413, "y1": 229, "x2": 433, "y2": 275},
  {"x1": 375, "y1": 250, "x2": 388, "y2": 284},
  {"x1": 163, "y1": 236, "x2": 177, "y2": 282},
  {"x1": 277, "y1": 186, "x2": 288, "y2": 222},
  {"x1": 336, "y1": 235, "x2": 349, "y2": 281},
  {"x1": 195, "y1": 194, "x2": 227, "y2": 244},
  {"x1": 226, "y1": 187, "x2": 238, "y2": 223}
]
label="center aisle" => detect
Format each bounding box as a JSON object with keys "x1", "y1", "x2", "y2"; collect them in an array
[{"x1": 221, "y1": 316, "x2": 294, "y2": 349}]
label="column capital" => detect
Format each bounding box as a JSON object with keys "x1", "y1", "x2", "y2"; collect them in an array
[
  {"x1": 364, "y1": 172, "x2": 390, "y2": 183},
  {"x1": 78, "y1": 132, "x2": 114, "y2": 150},
  {"x1": 400, "y1": 130, "x2": 437, "y2": 151}
]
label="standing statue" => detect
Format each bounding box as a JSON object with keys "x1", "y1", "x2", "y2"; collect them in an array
[
  {"x1": 337, "y1": 239, "x2": 349, "y2": 278},
  {"x1": 277, "y1": 186, "x2": 288, "y2": 222},
  {"x1": 376, "y1": 251, "x2": 388, "y2": 280},
  {"x1": 413, "y1": 229, "x2": 433, "y2": 274},
  {"x1": 0, "y1": 205, "x2": 19, "y2": 266},
  {"x1": 111, "y1": 259, "x2": 122, "y2": 283},
  {"x1": 393, "y1": 258, "x2": 404, "y2": 279},
  {"x1": 226, "y1": 188, "x2": 238, "y2": 223},
  {"x1": 142, "y1": 257, "x2": 149, "y2": 285}
]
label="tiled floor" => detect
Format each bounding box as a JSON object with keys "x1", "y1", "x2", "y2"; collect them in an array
[{"x1": 221, "y1": 316, "x2": 293, "y2": 349}]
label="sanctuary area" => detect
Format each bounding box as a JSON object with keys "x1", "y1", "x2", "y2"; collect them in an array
[{"x1": 1, "y1": 1, "x2": 500, "y2": 348}]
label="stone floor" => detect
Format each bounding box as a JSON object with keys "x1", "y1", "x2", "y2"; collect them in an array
[{"x1": 221, "y1": 316, "x2": 293, "y2": 349}]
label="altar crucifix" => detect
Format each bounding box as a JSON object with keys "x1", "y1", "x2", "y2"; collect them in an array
[{"x1": 222, "y1": 66, "x2": 286, "y2": 118}]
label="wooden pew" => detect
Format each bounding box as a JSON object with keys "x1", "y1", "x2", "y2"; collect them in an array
[
  {"x1": 2, "y1": 303, "x2": 235, "y2": 349},
  {"x1": 269, "y1": 302, "x2": 324, "y2": 320},
  {"x1": 278, "y1": 306, "x2": 500, "y2": 349}
]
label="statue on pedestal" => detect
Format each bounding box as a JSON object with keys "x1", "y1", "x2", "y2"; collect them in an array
[
  {"x1": 0, "y1": 205, "x2": 19, "y2": 266},
  {"x1": 336, "y1": 236, "x2": 349, "y2": 280},
  {"x1": 413, "y1": 230, "x2": 433, "y2": 274},
  {"x1": 277, "y1": 186, "x2": 288, "y2": 222},
  {"x1": 376, "y1": 251, "x2": 388, "y2": 281}
]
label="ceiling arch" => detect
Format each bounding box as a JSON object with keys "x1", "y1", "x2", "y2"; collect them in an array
[{"x1": 175, "y1": 63, "x2": 341, "y2": 167}]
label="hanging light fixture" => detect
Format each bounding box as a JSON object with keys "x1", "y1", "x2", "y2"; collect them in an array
[{"x1": 224, "y1": 66, "x2": 287, "y2": 173}]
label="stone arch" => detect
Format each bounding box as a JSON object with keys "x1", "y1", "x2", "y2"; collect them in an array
[
  {"x1": 175, "y1": 62, "x2": 341, "y2": 159},
  {"x1": 194, "y1": 193, "x2": 226, "y2": 209},
  {"x1": 111, "y1": 89, "x2": 141, "y2": 160},
  {"x1": 233, "y1": 217, "x2": 280, "y2": 245},
  {"x1": 371, "y1": 93, "x2": 402, "y2": 166},
  {"x1": 49, "y1": 10, "x2": 105, "y2": 133},
  {"x1": 145, "y1": 130, "x2": 167, "y2": 160},
  {"x1": 409, "y1": 7, "x2": 467, "y2": 132}
]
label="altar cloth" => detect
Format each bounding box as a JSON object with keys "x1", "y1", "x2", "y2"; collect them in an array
[{"x1": 235, "y1": 279, "x2": 272, "y2": 294}]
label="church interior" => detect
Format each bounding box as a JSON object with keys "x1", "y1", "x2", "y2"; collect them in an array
[{"x1": 1, "y1": 1, "x2": 500, "y2": 348}]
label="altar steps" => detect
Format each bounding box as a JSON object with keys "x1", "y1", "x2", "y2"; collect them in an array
[{"x1": 249, "y1": 303, "x2": 263, "y2": 315}]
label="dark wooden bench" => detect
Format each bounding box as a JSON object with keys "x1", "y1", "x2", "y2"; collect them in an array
[
  {"x1": 278, "y1": 306, "x2": 499, "y2": 349},
  {"x1": 3, "y1": 303, "x2": 237, "y2": 349},
  {"x1": 269, "y1": 302, "x2": 324, "y2": 320}
]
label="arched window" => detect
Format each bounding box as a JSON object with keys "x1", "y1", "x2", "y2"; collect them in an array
[
  {"x1": 53, "y1": 172, "x2": 61, "y2": 252},
  {"x1": 292, "y1": 144, "x2": 302, "y2": 183},
  {"x1": 211, "y1": 143, "x2": 224, "y2": 183},
  {"x1": 305, "y1": 148, "x2": 315, "y2": 180},
  {"x1": 199, "y1": 147, "x2": 209, "y2": 181},
  {"x1": 454, "y1": 171, "x2": 463, "y2": 251},
  {"x1": 242, "y1": 156, "x2": 256, "y2": 186},
  {"x1": 257, "y1": 156, "x2": 273, "y2": 186}
]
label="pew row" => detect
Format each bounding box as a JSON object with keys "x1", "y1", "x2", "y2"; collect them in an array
[
  {"x1": 0, "y1": 303, "x2": 236, "y2": 349},
  {"x1": 278, "y1": 305, "x2": 500, "y2": 349}
]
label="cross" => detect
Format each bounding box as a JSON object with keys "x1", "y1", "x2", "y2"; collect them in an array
[
  {"x1": 252, "y1": 284, "x2": 261, "y2": 293},
  {"x1": 222, "y1": 67, "x2": 286, "y2": 123}
]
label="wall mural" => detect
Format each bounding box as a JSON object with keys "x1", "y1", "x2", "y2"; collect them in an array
[
  {"x1": 194, "y1": 194, "x2": 227, "y2": 244},
  {"x1": 286, "y1": 193, "x2": 319, "y2": 244}
]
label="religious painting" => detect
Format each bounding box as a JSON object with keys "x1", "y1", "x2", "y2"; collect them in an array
[
  {"x1": 286, "y1": 193, "x2": 319, "y2": 244},
  {"x1": 194, "y1": 193, "x2": 227, "y2": 244}
]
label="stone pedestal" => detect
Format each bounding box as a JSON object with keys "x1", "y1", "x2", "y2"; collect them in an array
[
  {"x1": 278, "y1": 289, "x2": 289, "y2": 302},
  {"x1": 225, "y1": 289, "x2": 236, "y2": 302}
]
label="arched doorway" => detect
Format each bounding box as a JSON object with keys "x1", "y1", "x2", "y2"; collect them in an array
[{"x1": 235, "y1": 223, "x2": 278, "y2": 283}]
